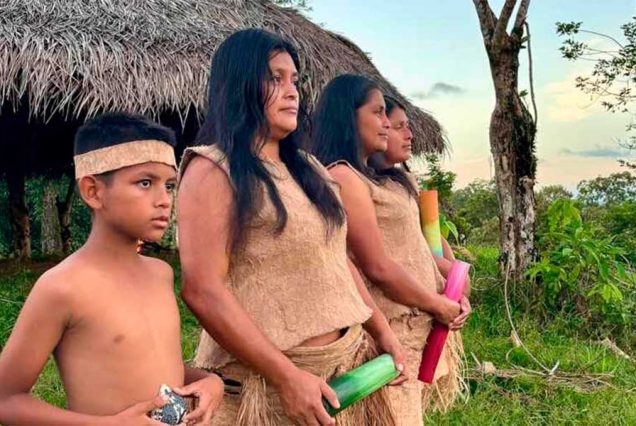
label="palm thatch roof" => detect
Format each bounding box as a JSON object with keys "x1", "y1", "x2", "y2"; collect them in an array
[{"x1": 0, "y1": 0, "x2": 446, "y2": 153}]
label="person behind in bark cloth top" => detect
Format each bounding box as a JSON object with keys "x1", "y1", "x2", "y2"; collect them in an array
[
  {"x1": 368, "y1": 95, "x2": 472, "y2": 414},
  {"x1": 310, "y1": 75, "x2": 470, "y2": 425},
  {"x1": 0, "y1": 113, "x2": 223, "y2": 425},
  {"x1": 177, "y1": 29, "x2": 406, "y2": 426},
  {"x1": 370, "y1": 95, "x2": 473, "y2": 298}
]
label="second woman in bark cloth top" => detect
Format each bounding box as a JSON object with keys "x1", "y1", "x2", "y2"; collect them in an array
[
  {"x1": 371, "y1": 95, "x2": 471, "y2": 414},
  {"x1": 311, "y1": 74, "x2": 469, "y2": 425},
  {"x1": 177, "y1": 29, "x2": 405, "y2": 426}
]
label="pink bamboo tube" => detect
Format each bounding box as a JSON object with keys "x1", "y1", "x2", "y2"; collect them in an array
[{"x1": 418, "y1": 260, "x2": 470, "y2": 383}]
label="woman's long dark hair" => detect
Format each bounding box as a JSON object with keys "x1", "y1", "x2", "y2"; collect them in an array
[
  {"x1": 311, "y1": 74, "x2": 415, "y2": 196},
  {"x1": 196, "y1": 29, "x2": 344, "y2": 248},
  {"x1": 368, "y1": 95, "x2": 418, "y2": 198}
]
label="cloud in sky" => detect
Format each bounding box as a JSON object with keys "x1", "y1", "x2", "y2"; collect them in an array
[
  {"x1": 543, "y1": 72, "x2": 604, "y2": 122},
  {"x1": 411, "y1": 82, "x2": 466, "y2": 100},
  {"x1": 561, "y1": 146, "x2": 628, "y2": 158}
]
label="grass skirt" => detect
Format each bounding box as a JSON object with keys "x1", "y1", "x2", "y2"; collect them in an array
[
  {"x1": 383, "y1": 315, "x2": 465, "y2": 425},
  {"x1": 205, "y1": 325, "x2": 396, "y2": 426}
]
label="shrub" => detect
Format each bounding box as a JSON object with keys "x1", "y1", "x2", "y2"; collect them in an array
[{"x1": 528, "y1": 199, "x2": 635, "y2": 336}]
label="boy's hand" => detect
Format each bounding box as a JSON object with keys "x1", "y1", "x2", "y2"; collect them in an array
[
  {"x1": 374, "y1": 330, "x2": 408, "y2": 385},
  {"x1": 174, "y1": 374, "x2": 223, "y2": 425},
  {"x1": 108, "y1": 395, "x2": 168, "y2": 425},
  {"x1": 276, "y1": 367, "x2": 338, "y2": 425}
]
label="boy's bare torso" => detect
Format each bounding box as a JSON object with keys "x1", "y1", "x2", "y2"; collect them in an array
[{"x1": 48, "y1": 250, "x2": 184, "y2": 415}]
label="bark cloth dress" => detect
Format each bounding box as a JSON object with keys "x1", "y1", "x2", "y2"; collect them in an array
[
  {"x1": 328, "y1": 161, "x2": 465, "y2": 426},
  {"x1": 179, "y1": 145, "x2": 398, "y2": 426}
]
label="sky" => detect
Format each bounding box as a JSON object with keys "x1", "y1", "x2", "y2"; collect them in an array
[{"x1": 304, "y1": 0, "x2": 635, "y2": 188}]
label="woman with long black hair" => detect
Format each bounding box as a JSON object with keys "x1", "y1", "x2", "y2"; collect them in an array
[
  {"x1": 177, "y1": 30, "x2": 403, "y2": 425},
  {"x1": 311, "y1": 75, "x2": 468, "y2": 424},
  {"x1": 370, "y1": 95, "x2": 471, "y2": 413}
]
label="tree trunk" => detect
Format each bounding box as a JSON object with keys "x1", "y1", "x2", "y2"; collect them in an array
[
  {"x1": 488, "y1": 45, "x2": 537, "y2": 280},
  {"x1": 6, "y1": 167, "x2": 31, "y2": 259},
  {"x1": 473, "y1": 0, "x2": 536, "y2": 280},
  {"x1": 57, "y1": 176, "x2": 75, "y2": 255},
  {"x1": 42, "y1": 181, "x2": 63, "y2": 256}
]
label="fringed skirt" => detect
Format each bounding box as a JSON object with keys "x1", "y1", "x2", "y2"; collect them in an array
[
  {"x1": 384, "y1": 315, "x2": 465, "y2": 425},
  {"x1": 205, "y1": 324, "x2": 396, "y2": 426}
]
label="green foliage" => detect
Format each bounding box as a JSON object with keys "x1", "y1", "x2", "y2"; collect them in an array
[
  {"x1": 577, "y1": 172, "x2": 636, "y2": 206},
  {"x1": 582, "y1": 201, "x2": 636, "y2": 265},
  {"x1": 535, "y1": 184, "x2": 572, "y2": 215},
  {"x1": 416, "y1": 154, "x2": 456, "y2": 202},
  {"x1": 0, "y1": 177, "x2": 93, "y2": 259},
  {"x1": 528, "y1": 199, "x2": 635, "y2": 335},
  {"x1": 450, "y1": 179, "x2": 499, "y2": 245},
  {"x1": 557, "y1": 18, "x2": 636, "y2": 169},
  {"x1": 415, "y1": 154, "x2": 461, "y2": 243},
  {"x1": 0, "y1": 181, "x2": 11, "y2": 257},
  {"x1": 557, "y1": 18, "x2": 636, "y2": 115},
  {"x1": 600, "y1": 201, "x2": 636, "y2": 264},
  {"x1": 439, "y1": 213, "x2": 459, "y2": 242}
]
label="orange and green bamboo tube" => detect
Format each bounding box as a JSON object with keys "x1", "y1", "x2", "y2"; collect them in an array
[{"x1": 419, "y1": 189, "x2": 443, "y2": 257}]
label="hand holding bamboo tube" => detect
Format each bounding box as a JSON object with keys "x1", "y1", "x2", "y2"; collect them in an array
[
  {"x1": 323, "y1": 354, "x2": 399, "y2": 416},
  {"x1": 418, "y1": 260, "x2": 470, "y2": 383}
]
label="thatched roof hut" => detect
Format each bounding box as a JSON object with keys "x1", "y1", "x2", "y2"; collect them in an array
[
  {"x1": 0, "y1": 0, "x2": 446, "y2": 154},
  {"x1": 0, "y1": 0, "x2": 447, "y2": 258}
]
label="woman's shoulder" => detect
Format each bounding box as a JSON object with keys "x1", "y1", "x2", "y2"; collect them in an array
[
  {"x1": 180, "y1": 144, "x2": 229, "y2": 171},
  {"x1": 324, "y1": 161, "x2": 377, "y2": 199},
  {"x1": 183, "y1": 144, "x2": 227, "y2": 166},
  {"x1": 178, "y1": 144, "x2": 232, "y2": 188},
  {"x1": 322, "y1": 159, "x2": 368, "y2": 183}
]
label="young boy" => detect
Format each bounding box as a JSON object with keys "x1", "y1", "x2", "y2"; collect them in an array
[{"x1": 0, "y1": 113, "x2": 223, "y2": 424}]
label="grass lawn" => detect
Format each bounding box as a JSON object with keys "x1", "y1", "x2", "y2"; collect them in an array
[{"x1": 1, "y1": 255, "x2": 635, "y2": 425}]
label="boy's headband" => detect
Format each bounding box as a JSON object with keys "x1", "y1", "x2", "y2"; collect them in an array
[{"x1": 74, "y1": 139, "x2": 177, "y2": 179}]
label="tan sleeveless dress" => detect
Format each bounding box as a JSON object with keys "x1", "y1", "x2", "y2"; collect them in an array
[
  {"x1": 179, "y1": 146, "x2": 393, "y2": 425},
  {"x1": 329, "y1": 162, "x2": 463, "y2": 425}
]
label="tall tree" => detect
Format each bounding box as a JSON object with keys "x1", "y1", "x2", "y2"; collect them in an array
[
  {"x1": 41, "y1": 181, "x2": 63, "y2": 256},
  {"x1": 2, "y1": 102, "x2": 33, "y2": 259},
  {"x1": 472, "y1": 0, "x2": 537, "y2": 279},
  {"x1": 57, "y1": 177, "x2": 75, "y2": 255},
  {"x1": 0, "y1": 101, "x2": 78, "y2": 260},
  {"x1": 6, "y1": 165, "x2": 30, "y2": 259}
]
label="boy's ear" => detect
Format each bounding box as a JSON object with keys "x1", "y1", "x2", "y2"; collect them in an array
[{"x1": 78, "y1": 176, "x2": 105, "y2": 210}]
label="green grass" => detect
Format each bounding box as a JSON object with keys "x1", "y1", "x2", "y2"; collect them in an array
[
  {"x1": 426, "y1": 305, "x2": 636, "y2": 424},
  {"x1": 427, "y1": 245, "x2": 636, "y2": 424},
  {"x1": 1, "y1": 254, "x2": 635, "y2": 425}
]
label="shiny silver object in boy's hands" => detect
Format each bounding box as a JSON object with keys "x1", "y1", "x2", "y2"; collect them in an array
[{"x1": 149, "y1": 384, "x2": 188, "y2": 425}]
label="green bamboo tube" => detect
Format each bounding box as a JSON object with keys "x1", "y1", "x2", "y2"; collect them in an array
[{"x1": 323, "y1": 354, "x2": 399, "y2": 416}]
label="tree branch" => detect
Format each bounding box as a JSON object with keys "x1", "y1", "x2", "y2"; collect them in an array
[
  {"x1": 579, "y1": 29, "x2": 625, "y2": 49},
  {"x1": 493, "y1": 0, "x2": 517, "y2": 42},
  {"x1": 525, "y1": 22, "x2": 538, "y2": 127},
  {"x1": 473, "y1": 0, "x2": 498, "y2": 43},
  {"x1": 512, "y1": 0, "x2": 530, "y2": 34},
  {"x1": 512, "y1": 0, "x2": 530, "y2": 31}
]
